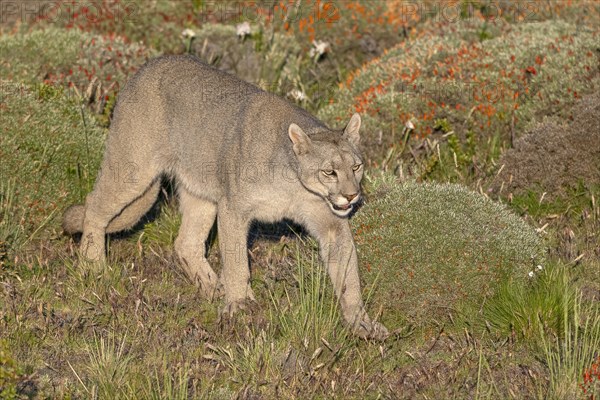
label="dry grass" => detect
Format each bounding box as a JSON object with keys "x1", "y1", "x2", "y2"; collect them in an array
[{"x1": 2, "y1": 2, "x2": 600, "y2": 398}]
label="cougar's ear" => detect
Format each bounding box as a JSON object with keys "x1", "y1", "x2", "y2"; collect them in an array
[
  {"x1": 288, "y1": 123, "x2": 312, "y2": 156},
  {"x1": 343, "y1": 113, "x2": 361, "y2": 147}
]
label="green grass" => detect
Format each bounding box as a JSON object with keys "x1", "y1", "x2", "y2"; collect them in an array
[
  {"x1": 269, "y1": 238, "x2": 350, "y2": 350},
  {"x1": 137, "y1": 197, "x2": 181, "y2": 249},
  {"x1": 0, "y1": 180, "x2": 25, "y2": 265},
  {"x1": 1, "y1": 2, "x2": 599, "y2": 398},
  {"x1": 511, "y1": 184, "x2": 600, "y2": 220},
  {"x1": 540, "y1": 289, "x2": 600, "y2": 399},
  {"x1": 72, "y1": 333, "x2": 133, "y2": 399},
  {"x1": 0, "y1": 82, "x2": 104, "y2": 207},
  {"x1": 507, "y1": 182, "x2": 600, "y2": 304},
  {"x1": 483, "y1": 263, "x2": 573, "y2": 342},
  {"x1": 479, "y1": 262, "x2": 600, "y2": 399}
]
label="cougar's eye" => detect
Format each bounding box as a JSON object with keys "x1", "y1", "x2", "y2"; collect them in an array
[
  {"x1": 352, "y1": 164, "x2": 362, "y2": 172},
  {"x1": 322, "y1": 169, "x2": 336, "y2": 177}
]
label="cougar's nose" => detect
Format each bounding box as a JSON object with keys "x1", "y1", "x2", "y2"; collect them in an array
[{"x1": 344, "y1": 193, "x2": 358, "y2": 202}]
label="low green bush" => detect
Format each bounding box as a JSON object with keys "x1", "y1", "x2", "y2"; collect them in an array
[
  {"x1": 0, "y1": 27, "x2": 155, "y2": 120},
  {"x1": 0, "y1": 81, "x2": 105, "y2": 240},
  {"x1": 0, "y1": 28, "x2": 83, "y2": 84},
  {"x1": 353, "y1": 180, "x2": 544, "y2": 328}
]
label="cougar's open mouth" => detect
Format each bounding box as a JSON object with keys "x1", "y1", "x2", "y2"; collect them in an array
[
  {"x1": 327, "y1": 196, "x2": 359, "y2": 217},
  {"x1": 332, "y1": 203, "x2": 352, "y2": 211}
]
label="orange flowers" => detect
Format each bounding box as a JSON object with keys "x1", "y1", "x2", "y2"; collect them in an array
[
  {"x1": 581, "y1": 355, "x2": 600, "y2": 398},
  {"x1": 525, "y1": 66, "x2": 537, "y2": 75},
  {"x1": 353, "y1": 83, "x2": 386, "y2": 113},
  {"x1": 535, "y1": 55, "x2": 544, "y2": 65},
  {"x1": 476, "y1": 104, "x2": 496, "y2": 118}
]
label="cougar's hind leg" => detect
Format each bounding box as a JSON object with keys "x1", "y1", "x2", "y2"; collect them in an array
[
  {"x1": 80, "y1": 153, "x2": 160, "y2": 262},
  {"x1": 174, "y1": 187, "x2": 219, "y2": 298}
]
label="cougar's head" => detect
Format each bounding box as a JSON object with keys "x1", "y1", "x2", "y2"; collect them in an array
[{"x1": 289, "y1": 113, "x2": 364, "y2": 217}]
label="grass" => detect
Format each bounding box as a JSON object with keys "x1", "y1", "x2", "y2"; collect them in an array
[
  {"x1": 72, "y1": 333, "x2": 133, "y2": 399},
  {"x1": 140, "y1": 360, "x2": 192, "y2": 400},
  {"x1": 69, "y1": 333, "x2": 193, "y2": 399},
  {"x1": 3, "y1": 191, "x2": 554, "y2": 398},
  {"x1": 479, "y1": 262, "x2": 600, "y2": 399},
  {"x1": 0, "y1": 81, "x2": 104, "y2": 238},
  {"x1": 1, "y1": 1, "x2": 599, "y2": 398},
  {"x1": 269, "y1": 238, "x2": 349, "y2": 350},
  {"x1": 511, "y1": 186, "x2": 595, "y2": 220},
  {"x1": 483, "y1": 263, "x2": 574, "y2": 342},
  {"x1": 539, "y1": 289, "x2": 600, "y2": 399},
  {"x1": 0, "y1": 180, "x2": 25, "y2": 265}
]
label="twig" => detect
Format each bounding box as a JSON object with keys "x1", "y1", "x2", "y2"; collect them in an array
[{"x1": 424, "y1": 325, "x2": 445, "y2": 355}]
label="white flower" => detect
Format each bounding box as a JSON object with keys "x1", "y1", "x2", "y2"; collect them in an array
[
  {"x1": 536, "y1": 265, "x2": 543, "y2": 271},
  {"x1": 528, "y1": 271, "x2": 534, "y2": 278},
  {"x1": 287, "y1": 89, "x2": 307, "y2": 102},
  {"x1": 181, "y1": 28, "x2": 196, "y2": 39},
  {"x1": 309, "y1": 40, "x2": 331, "y2": 58},
  {"x1": 236, "y1": 22, "x2": 251, "y2": 38},
  {"x1": 405, "y1": 120, "x2": 415, "y2": 130}
]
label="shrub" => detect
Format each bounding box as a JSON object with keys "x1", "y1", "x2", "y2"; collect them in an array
[
  {"x1": 319, "y1": 19, "x2": 600, "y2": 170},
  {"x1": 0, "y1": 28, "x2": 84, "y2": 83},
  {"x1": 493, "y1": 91, "x2": 600, "y2": 199},
  {"x1": 0, "y1": 81, "x2": 105, "y2": 237},
  {"x1": 353, "y1": 180, "x2": 544, "y2": 328},
  {"x1": 0, "y1": 28, "x2": 155, "y2": 118}
]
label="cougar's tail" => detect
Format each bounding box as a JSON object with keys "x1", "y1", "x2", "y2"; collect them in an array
[{"x1": 62, "y1": 181, "x2": 161, "y2": 235}]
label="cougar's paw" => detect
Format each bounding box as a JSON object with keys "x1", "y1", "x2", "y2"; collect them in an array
[
  {"x1": 353, "y1": 318, "x2": 389, "y2": 341},
  {"x1": 79, "y1": 236, "x2": 104, "y2": 262},
  {"x1": 191, "y1": 273, "x2": 221, "y2": 301},
  {"x1": 177, "y1": 258, "x2": 220, "y2": 300},
  {"x1": 217, "y1": 296, "x2": 259, "y2": 325}
]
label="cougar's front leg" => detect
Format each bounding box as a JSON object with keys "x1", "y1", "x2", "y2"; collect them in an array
[
  {"x1": 217, "y1": 202, "x2": 256, "y2": 316},
  {"x1": 317, "y1": 218, "x2": 389, "y2": 340}
]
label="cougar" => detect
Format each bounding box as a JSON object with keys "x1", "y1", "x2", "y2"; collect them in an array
[{"x1": 63, "y1": 55, "x2": 388, "y2": 340}]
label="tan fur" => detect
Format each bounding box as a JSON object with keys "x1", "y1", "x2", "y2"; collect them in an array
[{"x1": 62, "y1": 55, "x2": 388, "y2": 339}]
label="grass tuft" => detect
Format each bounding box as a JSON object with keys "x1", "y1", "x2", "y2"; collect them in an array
[
  {"x1": 71, "y1": 332, "x2": 133, "y2": 399},
  {"x1": 539, "y1": 289, "x2": 600, "y2": 399},
  {"x1": 138, "y1": 359, "x2": 191, "y2": 400},
  {"x1": 269, "y1": 239, "x2": 350, "y2": 350},
  {"x1": 0, "y1": 180, "x2": 25, "y2": 266},
  {"x1": 483, "y1": 263, "x2": 574, "y2": 341}
]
